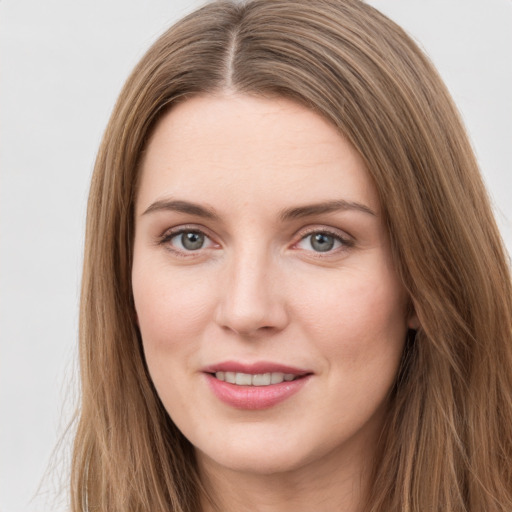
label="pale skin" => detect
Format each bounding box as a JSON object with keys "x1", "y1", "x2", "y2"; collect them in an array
[{"x1": 132, "y1": 94, "x2": 418, "y2": 512}]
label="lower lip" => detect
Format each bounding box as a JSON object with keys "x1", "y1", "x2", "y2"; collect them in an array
[{"x1": 205, "y1": 374, "x2": 311, "y2": 410}]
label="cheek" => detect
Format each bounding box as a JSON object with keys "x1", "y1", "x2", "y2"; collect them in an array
[
  {"x1": 131, "y1": 265, "x2": 215, "y2": 417},
  {"x1": 132, "y1": 264, "x2": 216, "y2": 352},
  {"x1": 293, "y1": 264, "x2": 408, "y2": 365}
]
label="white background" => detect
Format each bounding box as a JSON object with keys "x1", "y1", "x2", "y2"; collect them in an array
[{"x1": 1, "y1": 1, "x2": 511, "y2": 511}]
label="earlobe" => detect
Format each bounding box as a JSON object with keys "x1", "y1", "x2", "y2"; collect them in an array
[
  {"x1": 407, "y1": 308, "x2": 420, "y2": 331},
  {"x1": 131, "y1": 302, "x2": 139, "y2": 327},
  {"x1": 408, "y1": 314, "x2": 420, "y2": 331},
  {"x1": 406, "y1": 300, "x2": 421, "y2": 331}
]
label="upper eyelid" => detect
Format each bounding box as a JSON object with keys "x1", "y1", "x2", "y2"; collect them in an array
[
  {"x1": 157, "y1": 226, "x2": 218, "y2": 257},
  {"x1": 156, "y1": 224, "x2": 354, "y2": 247},
  {"x1": 160, "y1": 224, "x2": 214, "y2": 239},
  {"x1": 291, "y1": 226, "x2": 355, "y2": 256},
  {"x1": 156, "y1": 225, "x2": 219, "y2": 252},
  {"x1": 293, "y1": 224, "x2": 353, "y2": 241}
]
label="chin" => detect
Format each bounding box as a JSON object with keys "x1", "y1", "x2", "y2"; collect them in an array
[{"x1": 196, "y1": 433, "x2": 329, "y2": 477}]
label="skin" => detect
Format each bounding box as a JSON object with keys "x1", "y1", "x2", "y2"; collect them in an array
[{"x1": 132, "y1": 94, "x2": 417, "y2": 512}]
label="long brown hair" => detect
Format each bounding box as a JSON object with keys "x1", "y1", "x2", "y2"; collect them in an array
[{"x1": 72, "y1": 1, "x2": 512, "y2": 510}]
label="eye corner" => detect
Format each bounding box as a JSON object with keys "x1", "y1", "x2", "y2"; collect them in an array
[
  {"x1": 156, "y1": 225, "x2": 221, "y2": 257},
  {"x1": 292, "y1": 227, "x2": 355, "y2": 256}
]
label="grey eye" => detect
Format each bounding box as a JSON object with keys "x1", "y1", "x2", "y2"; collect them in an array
[
  {"x1": 296, "y1": 232, "x2": 344, "y2": 253},
  {"x1": 173, "y1": 231, "x2": 206, "y2": 251},
  {"x1": 310, "y1": 233, "x2": 335, "y2": 252}
]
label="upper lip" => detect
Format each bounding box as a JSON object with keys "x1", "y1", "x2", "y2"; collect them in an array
[{"x1": 201, "y1": 361, "x2": 311, "y2": 375}]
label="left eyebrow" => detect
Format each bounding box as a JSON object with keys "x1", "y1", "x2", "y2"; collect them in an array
[{"x1": 279, "y1": 200, "x2": 376, "y2": 221}]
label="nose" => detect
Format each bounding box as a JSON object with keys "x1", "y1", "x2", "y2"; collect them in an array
[{"x1": 214, "y1": 248, "x2": 289, "y2": 337}]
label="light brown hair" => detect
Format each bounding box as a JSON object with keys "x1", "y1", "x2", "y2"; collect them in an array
[{"x1": 73, "y1": 1, "x2": 512, "y2": 510}]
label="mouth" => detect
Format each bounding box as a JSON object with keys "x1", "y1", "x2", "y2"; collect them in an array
[
  {"x1": 212, "y1": 371, "x2": 301, "y2": 386},
  {"x1": 202, "y1": 361, "x2": 311, "y2": 385},
  {"x1": 202, "y1": 361, "x2": 312, "y2": 410}
]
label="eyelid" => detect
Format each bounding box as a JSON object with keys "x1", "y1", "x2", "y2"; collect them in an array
[
  {"x1": 295, "y1": 224, "x2": 354, "y2": 240},
  {"x1": 155, "y1": 223, "x2": 354, "y2": 257},
  {"x1": 292, "y1": 225, "x2": 354, "y2": 253},
  {"x1": 157, "y1": 224, "x2": 220, "y2": 254}
]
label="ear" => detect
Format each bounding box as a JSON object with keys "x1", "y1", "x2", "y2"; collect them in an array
[
  {"x1": 408, "y1": 312, "x2": 420, "y2": 331},
  {"x1": 407, "y1": 302, "x2": 420, "y2": 331},
  {"x1": 131, "y1": 302, "x2": 140, "y2": 327}
]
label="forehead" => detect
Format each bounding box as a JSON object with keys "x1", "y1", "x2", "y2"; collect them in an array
[{"x1": 137, "y1": 93, "x2": 379, "y2": 216}]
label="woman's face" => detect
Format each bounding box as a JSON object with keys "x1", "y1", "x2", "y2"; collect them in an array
[{"x1": 132, "y1": 94, "x2": 415, "y2": 477}]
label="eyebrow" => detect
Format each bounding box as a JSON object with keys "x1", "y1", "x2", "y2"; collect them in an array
[
  {"x1": 279, "y1": 200, "x2": 376, "y2": 221},
  {"x1": 142, "y1": 198, "x2": 376, "y2": 220},
  {"x1": 142, "y1": 199, "x2": 219, "y2": 219}
]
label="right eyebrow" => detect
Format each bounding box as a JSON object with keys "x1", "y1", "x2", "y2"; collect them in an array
[{"x1": 141, "y1": 199, "x2": 220, "y2": 220}]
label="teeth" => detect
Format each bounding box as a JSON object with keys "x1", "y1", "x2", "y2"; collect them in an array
[
  {"x1": 214, "y1": 371, "x2": 298, "y2": 386},
  {"x1": 252, "y1": 373, "x2": 271, "y2": 386},
  {"x1": 271, "y1": 372, "x2": 284, "y2": 384},
  {"x1": 235, "y1": 373, "x2": 252, "y2": 385}
]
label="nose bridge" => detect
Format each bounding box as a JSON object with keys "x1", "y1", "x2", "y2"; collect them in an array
[{"x1": 215, "y1": 241, "x2": 287, "y2": 336}]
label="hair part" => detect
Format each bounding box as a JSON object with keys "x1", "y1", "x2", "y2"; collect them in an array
[{"x1": 73, "y1": 1, "x2": 512, "y2": 510}]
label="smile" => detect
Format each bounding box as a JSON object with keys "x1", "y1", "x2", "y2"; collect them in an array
[
  {"x1": 203, "y1": 362, "x2": 312, "y2": 410},
  {"x1": 214, "y1": 371, "x2": 299, "y2": 386}
]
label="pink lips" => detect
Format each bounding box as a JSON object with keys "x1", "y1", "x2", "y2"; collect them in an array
[{"x1": 202, "y1": 361, "x2": 312, "y2": 410}]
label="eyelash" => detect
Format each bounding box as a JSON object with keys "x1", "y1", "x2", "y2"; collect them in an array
[
  {"x1": 157, "y1": 226, "x2": 217, "y2": 257},
  {"x1": 294, "y1": 228, "x2": 354, "y2": 255},
  {"x1": 157, "y1": 226, "x2": 354, "y2": 257}
]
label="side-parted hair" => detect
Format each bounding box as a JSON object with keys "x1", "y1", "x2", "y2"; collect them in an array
[{"x1": 73, "y1": 1, "x2": 512, "y2": 510}]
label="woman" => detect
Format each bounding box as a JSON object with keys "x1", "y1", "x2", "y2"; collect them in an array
[{"x1": 72, "y1": 0, "x2": 512, "y2": 511}]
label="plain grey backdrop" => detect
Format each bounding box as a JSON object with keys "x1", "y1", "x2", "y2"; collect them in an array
[{"x1": 1, "y1": 1, "x2": 511, "y2": 511}]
